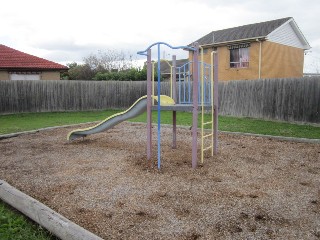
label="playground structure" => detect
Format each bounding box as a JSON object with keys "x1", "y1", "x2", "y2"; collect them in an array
[
  {"x1": 138, "y1": 42, "x2": 219, "y2": 169},
  {"x1": 68, "y1": 41, "x2": 219, "y2": 169}
]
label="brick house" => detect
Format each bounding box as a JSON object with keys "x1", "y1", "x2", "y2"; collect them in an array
[
  {"x1": 0, "y1": 44, "x2": 68, "y2": 80},
  {"x1": 189, "y1": 17, "x2": 311, "y2": 81}
]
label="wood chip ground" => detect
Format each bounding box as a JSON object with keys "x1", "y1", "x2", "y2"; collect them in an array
[{"x1": 1, "y1": 122, "x2": 319, "y2": 239}]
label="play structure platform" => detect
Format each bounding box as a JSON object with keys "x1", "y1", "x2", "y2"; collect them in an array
[{"x1": 152, "y1": 104, "x2": 212, "y2": 111}]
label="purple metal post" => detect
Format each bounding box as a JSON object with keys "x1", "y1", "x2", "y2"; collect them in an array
[
  {"x1": 147, "y1": 49, "x2": 152, "y2": 164},
  {"x1": 172, "y1": 112, "x2": 177, "y2": 149},
  {"x1": 172, "y1": 55, "x2": 177, "y2": 102},
  {"x1": 172, "y1": 55, "x2": 177, "y2": 149},
  {"x1": 192, "y1": 43, "x2": 199, "y2": 169},
  {"x1": 214, "y1": 51, "x2": 219, "y2": 154}
]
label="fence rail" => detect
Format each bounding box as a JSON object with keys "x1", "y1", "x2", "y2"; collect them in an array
[{"x1": 0, "y1": 78, "x2": 319, "y2": 123}]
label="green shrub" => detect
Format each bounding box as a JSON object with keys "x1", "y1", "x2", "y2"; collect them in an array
[{"x1": 93, "y1": 66, "x2": 162, "y2": 81}]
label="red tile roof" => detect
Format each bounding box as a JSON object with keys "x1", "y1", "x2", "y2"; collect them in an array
[{"x1": 0, "y1": 44, "x2": 68, "y2": 70}]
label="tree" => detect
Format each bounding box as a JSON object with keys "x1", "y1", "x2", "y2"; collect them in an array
[
  {"x1": 92, "y1": 65, "x2": 162, "y2": 81},
  {"x1": 65, "y1": 50, "x2": 139, "y2": 80},
  {"x1": 66, "y1": 62, "x2": 95, "y2": 80},
  {"x1": 84, "y1": 50, "x2": 136, "y2": 73}
]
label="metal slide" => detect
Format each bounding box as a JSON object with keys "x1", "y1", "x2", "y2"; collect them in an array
[{"x1": 67, "y1": 95, "x2": 174, "y2": 141}]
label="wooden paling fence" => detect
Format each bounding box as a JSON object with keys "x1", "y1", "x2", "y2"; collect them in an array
[
  {"x1": 218, "y1": 77, "x2": 320, "y2": 123},
  {"x1": 0, "y1": 80, "x2": 156, "y2": 112},
  {"x1": 0, "y1": 78, "x2": 319, "y2": 123}
]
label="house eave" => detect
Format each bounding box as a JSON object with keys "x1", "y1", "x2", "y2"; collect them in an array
[
  {"x1": 0, "y1": 67, "x2": 68, "y2": 72},
  {"x1": 198, "y1": 36, "x2": 267, "y2": 49}
]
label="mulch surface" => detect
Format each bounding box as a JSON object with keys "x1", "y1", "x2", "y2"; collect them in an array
[{"x1": 1, "y1": 122, "x2": 319, "y2": 239}]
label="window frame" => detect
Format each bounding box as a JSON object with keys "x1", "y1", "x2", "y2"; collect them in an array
[
  {"x1": 228, "y1": 43, "x2": 250, "y2": 69},
  {"x1": 9, "y1": 71, "x2": 41, "y2": 80}
]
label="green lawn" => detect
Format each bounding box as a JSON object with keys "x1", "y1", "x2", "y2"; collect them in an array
[
  {"x1": 0, "y1": 110, "x2": 319, "y2": 139},
  {"x1": 0, "y1": 201, "x2": 57, "y2": 240},
  {"x1": 0, "y1": 110, "x2": 319, "y2": 240}
]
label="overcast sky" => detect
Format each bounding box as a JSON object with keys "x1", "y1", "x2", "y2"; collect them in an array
[{"x1": 1, "y1": 0, "x2": 319, "y2": 72}]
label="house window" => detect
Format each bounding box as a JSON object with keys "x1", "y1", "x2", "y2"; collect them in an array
[
  {"x1": 200, "y1": 48, "x2": 208, "y2": 54},
  {"x1": 10, "y1": 72, "x2": 41, "y2": 80},
  {"x1": 229, "y1": 43, "x2": 250, "y2": 68}
]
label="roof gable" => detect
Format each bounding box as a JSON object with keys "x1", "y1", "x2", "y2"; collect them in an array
[
  {"x1": 193, "y1": 17, "x2": 306, "y2": 47},
  {"x1": 267, "y1": 18, "x2": 311, "y2": 50},
  {"x1": 0, "y1": 44, "x2": 68, "y2": 70}
]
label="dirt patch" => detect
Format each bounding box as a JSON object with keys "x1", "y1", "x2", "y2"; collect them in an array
[{"x1": 0, "y1": 122, "x2": 319, "y2": 239}]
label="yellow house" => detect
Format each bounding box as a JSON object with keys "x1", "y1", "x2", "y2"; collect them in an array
[
  {"x1": 0, "y1": 44, "x2": 68, "y2": 80},
  {"x1": 189, "y1": 17, "x2": 311, "y2": 81}
]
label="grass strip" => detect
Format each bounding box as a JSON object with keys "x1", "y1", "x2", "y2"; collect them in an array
[
  {"x1": 0, "y1": 111, "x2": 319, "y2": 139},
  {"x1": 0, "y1": 201, "x2": 57, "y2": 240}
]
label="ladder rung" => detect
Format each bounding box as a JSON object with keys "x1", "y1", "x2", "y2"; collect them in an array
[
  {"x1": 202, "y1": 121, "x2": 213, "y2": 126},
  {"x1": 203, "y1": 146, "x2": 213, "y2": 152},
  {"x1": 202, "y1": 133, "x2": 213, "y2": 139}
]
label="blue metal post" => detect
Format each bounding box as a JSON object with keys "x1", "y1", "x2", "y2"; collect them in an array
[
  {"x1": 157, "y1": 44, "x2": 161, "y2": 169},
  {"x1": 147, "y1": 49, "x2": 152, "y2": 164}
]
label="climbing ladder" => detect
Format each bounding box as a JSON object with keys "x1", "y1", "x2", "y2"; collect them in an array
[{"x1": 200, "y1": 47, "x2": 214, "y2": 163}]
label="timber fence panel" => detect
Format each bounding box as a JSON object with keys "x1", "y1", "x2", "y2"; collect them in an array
[
  {"x1": 218, "y1": 77, "x2": 320, "y2": 123},
  {"x1": 0, "y1": 80, "x2": 165, "y2": 113},
  {"x1": 0, "y1": 78, "x2": 319, "y2": 123},
  {"x1": 308, "y1": 77, "x2": 320, "y2": 122}
]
